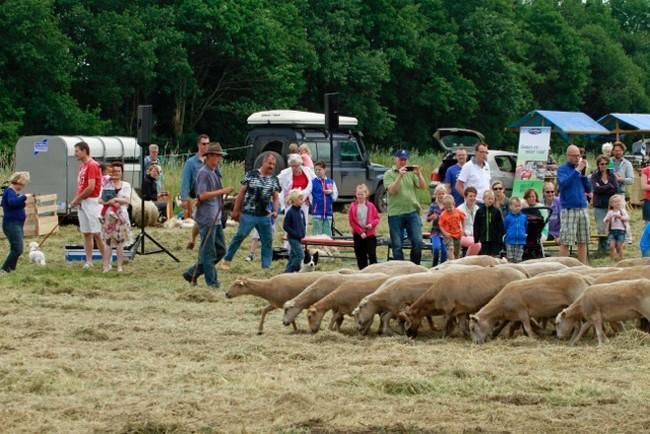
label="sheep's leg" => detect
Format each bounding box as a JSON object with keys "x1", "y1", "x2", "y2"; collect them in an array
[
  {"x1": 291, "y1": 321, "x2": 298, "y2": 332},
  {"x1": 380, "y1": 312, "x2": 394, "y2": 335},
  {"x1": 328, "y1": 315, "x2": 337, "y2": 331},
  {"x1": 335, "y1": 314, "x2": 344, "y2": 332},
  {"x1": 639, "y1": 317, "x2": 650, "y2": 333},
  {"x1": 508, "y1": 321, "x2": 522, "y2": 337},
  {"x1": 461, "y1": 315, "x2": 470, "y2": 338},
  {"x1": 426, "y1": 315, "x2": 437, "y2": 331},
  {"x1": 442, "y1": 315, "x2": 456, "y2": 338},
  {"x1": 608, "y1": 321, "x2": 625, "y2": 335},
  {"x1": 520, "y1": 316, "x2": 537, "y2": 339},
  {"x1": 258, "y1": 305, "x2": 276, "y2": 335},
  {"x1": 593, "y1": 316, "x2": 608, "y2": 345},
  {"x1": 570, "y1": 321, "x2": 592, "y2": 346},
  {"x1": 491, "y1": 320, "x2": 510, "y2": 339}
]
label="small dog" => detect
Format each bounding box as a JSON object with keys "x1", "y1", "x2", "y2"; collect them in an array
[
  {"x1": 300, "y1": 247, "x2": 319, "y2": 272},
  {"x1": 28, "y1": 241, "x2": 46, "y2": 266}
]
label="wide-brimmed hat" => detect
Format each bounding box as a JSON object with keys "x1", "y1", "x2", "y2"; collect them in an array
[{"x1": 205, "y1": 142, "x2": 227, "y2": 156}]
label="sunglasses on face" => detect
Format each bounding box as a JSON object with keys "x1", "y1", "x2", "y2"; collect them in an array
[
  {"x1": 493, "y1": 187, "x2": 503, "y2": 191},
  {"x1": 544, "y1": 190, "x2": 555, "y2": 193}
]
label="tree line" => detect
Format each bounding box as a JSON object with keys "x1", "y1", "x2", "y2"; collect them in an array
[{"x1": 1, "y1": 0, "x2": 649, "y2": 157}]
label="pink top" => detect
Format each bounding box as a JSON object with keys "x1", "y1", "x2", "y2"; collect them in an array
[
  {"x1": 604, "y1": 209, "x2": 629, "y2": 231},
  {"x1": 349, "y1": 201, "x2": 380, "y2": 236},
  {"x1": 642, "y1": 167, "x2": 650, "y2": 200}
]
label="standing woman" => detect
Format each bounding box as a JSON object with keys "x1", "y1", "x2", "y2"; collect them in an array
[
  {"x1": 591, "y1": 154, "x2": 618, "y2": 256},
  {"x1": 278, "y1": 154, "x2": 315, "y2": 242},
  {"x1": 1, "y1": 172, "x2": 30, "y2": 274},
  {"x1": 541, "y1": 182, "x2": 561, "y2": 243},
  {"x1": 491, "y1": 181, "x2": 509, "y2": 216},
  {"x1": 99, "y1": 162, "x2": 132, "y2": 272}
]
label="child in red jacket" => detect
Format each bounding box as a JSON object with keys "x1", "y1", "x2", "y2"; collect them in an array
[
  {"x1": 439, "y1": 194, "x2": 465, "y2": 260},
  {"x1": 348, "y1": 184, "x2": 380, "y2": 270}
]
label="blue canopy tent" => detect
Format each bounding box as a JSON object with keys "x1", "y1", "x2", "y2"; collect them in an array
[
  {"x1": 508, "y1": 110, "x2": 610, "y2": 141},
  {"x1": 597, "y1": 113, "x2": 650, "y2": 141}
]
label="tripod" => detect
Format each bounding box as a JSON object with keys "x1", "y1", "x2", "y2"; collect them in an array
[{"x1": 131, "y1": 142, "x2": 179, "y2": 262}]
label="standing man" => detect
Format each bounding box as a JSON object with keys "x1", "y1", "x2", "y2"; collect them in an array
[
  {"x1": 557, "y1": 145, "x2": 592, "y2": 264},
  {"x1": 69, "y1": 142, "x2": 105, "y2": 269},
  {"x1": 444, "y1": 148, "x2": 468, "y2": 206},
  {"x1": 180, "y1": 134, "x2": 210, "y2": 249},
  {"x1": 456, "y1": 143, "x2": 491, "y2": 203},
  {"x1": 612, "y1": 141, "x2": 634, "y2": 195},
  {"x1": 182, "y1": 143, "x2": 233, "y2": 288},
  {"x1": 221, "y1": 154, "x2": 281, "y2": 269},
  {"x1": 144, "y1": 144, "x2": 160, "y2": 171},
  {"x1": 384, "y1": 149, "x2": 426, "y2": 264}
]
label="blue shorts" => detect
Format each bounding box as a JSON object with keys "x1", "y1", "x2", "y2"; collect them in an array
[{"x1": 608, "y1": 229, "x2": 626, "y2": 243}]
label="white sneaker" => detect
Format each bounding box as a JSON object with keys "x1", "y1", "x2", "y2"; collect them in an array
[
  {"x1": 245, "y1": 252, "x2": 255, "y2": 262},
  {"x1": 82, "y1": 262, "x2": 93, "y2": 270}
]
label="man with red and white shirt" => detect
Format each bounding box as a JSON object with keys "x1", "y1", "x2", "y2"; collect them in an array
[{"x1": 69, "y1": 141, "x2": 105, "y2": 269}]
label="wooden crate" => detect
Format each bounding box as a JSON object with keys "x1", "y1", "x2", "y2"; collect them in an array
[{"x1": 0, "y1": 193, "x2": 59, "y2": 238}]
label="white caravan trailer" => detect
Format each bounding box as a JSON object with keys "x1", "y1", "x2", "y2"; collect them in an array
[{"x1": 14, "y1": 136, "x2": 142, "y2": 215}]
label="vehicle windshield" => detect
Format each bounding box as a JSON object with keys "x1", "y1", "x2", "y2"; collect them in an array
[{"x1": 439, "y1": 133, "x2": 483, "y2": 148}]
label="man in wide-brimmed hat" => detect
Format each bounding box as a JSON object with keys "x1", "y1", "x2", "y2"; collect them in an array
[{"x1": 183, "y1": 142, "x2": 234, "y2": 288}]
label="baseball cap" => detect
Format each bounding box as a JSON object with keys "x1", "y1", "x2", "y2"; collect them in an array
[{"x1": 394, "y1": 149, "x2": 409, "y2": 159}]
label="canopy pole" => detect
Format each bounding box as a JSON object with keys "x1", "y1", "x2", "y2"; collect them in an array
[{"x1": 616, "y1": 120, "x2": 620, "y2": 142}]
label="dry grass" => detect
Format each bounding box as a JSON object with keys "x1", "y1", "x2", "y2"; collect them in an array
[{"x1": 1, "y1": 153, "x2": 649, "y2": 433}]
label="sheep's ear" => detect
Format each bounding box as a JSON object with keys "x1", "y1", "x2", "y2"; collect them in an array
[{"x1": 469, "y1": 314, "x2": 479, "y2": 322}]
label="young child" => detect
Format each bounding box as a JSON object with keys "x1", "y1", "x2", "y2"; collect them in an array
[
  {"x1": 1, "y1": 172, "x2": 30, "y2": 274},
  {"x1": 283, "y1": 189, "x2": 306, "y2": 273},
  {"x1": 299, "y1": 144, "x2": 314, "y2": 168},
  {"x1": 311, "y1": 160, "x2": 338, "y2": 237},
  {"x1": 438, "y1": 194, "x2": 464, "y2": 260},
  {"x1": 473, "y1": 190, "x2": 504, "y2": 257},
  {"x1": 640, "y1": 222, "x2": 650, "y2": 258},
  {"x1": 426, "y1": 185, "x2": 448, "y2": 266},
  {"x1": 503, "y1": 197, "x2": 527, "y2": 263},
  {"x1": 604, "y1": 194, "x2": 629, "y2": 262},
  {"x1": 348, "y1": 184, "x2": 380, "y2": 269}
]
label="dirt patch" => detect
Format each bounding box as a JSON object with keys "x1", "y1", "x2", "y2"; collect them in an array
[{"x1": 176, "y1": 289, "x2": 218, "y2": 303}]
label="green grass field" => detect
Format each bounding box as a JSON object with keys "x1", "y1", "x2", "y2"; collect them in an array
[{"x1": 1, "y1": 153, "x2": 650, "y2": 433}]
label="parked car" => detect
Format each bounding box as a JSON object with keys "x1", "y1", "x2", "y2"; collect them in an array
[
  {"x1": 244, "y1": 110, "x2": 387, "y2": 212},
  {"x1": 429, "y1": 128, "x2": 517, "y2": 196}
]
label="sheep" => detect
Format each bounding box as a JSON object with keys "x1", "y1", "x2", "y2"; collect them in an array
[
  {"x1": 306, "y1": 274, "x2": 390, "y2": 333},
  {"x1": 282, "y1": 272, "x2": 387, "y2": 326},
  {"x1": 536, "y1": 266, "x2": 619, "y2": 278},
  {"x1": 555, "y1": 279, "x2": 650, "y2": 345},
  {"x1": 616, "y1": 258, "x2": 650, "y2": 268},
  {"x1": 521, "y1": 256, "x2": 583, "y2": 267},
  {"x1": 225, "y1": 272, "x2": 328, "y2": 334},
  {"x1": 469, "y1": 272, "x2": 593, "y2": 344},
  {"x1": 494, "y1": 263, "x2": 531, "y2": 277},
  {"x1": 360, "y1": 261, "x2": 428, "y2": 275},
  {"x1": 593, "y1": 266, "x2": 650, "y2": 285},
  {"x1": 400, "y1": 267, "x2": 526, "y2": 338},
  {"x1": 437, "y1": 255, "x2": 505, "y2": 268},
  {"x1": 352, "y1": 266, "x2": 484, "y2": 335},
  {"x1": 518, "y1": 261, "x2": 568, "y2": 277}
]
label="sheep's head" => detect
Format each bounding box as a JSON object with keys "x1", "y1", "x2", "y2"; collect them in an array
[
  {"x1": 283, "y1": 300, "x2": 299, "y2": 326},
  {"x1": 354, "y1": 300, "x2": 373, "y2": 334},
  {"x1": 225, "y1": 277, "x2": 248, "y2": 299},
  {"x1": 306, "y1": 307, "x2": 324, "y2": 333},
  {"x1": 468, "y1": 314, "x2": 489, "y2": 344},
  {"x1": 555, "y1": 309, "x2": 576, "y2": 340}
]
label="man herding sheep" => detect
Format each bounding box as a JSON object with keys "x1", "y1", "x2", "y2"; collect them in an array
[{"x1": 557, "y1": 145, "x2": 592, "y2": 264}]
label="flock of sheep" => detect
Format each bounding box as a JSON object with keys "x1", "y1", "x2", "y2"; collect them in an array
[{"x1": 225, "y1": 256, "x2": 650, "y2": 345}]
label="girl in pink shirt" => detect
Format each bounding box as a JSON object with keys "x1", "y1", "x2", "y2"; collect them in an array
[{"x1": 349, "y1": 184, "x2": 380, "y2": 269}]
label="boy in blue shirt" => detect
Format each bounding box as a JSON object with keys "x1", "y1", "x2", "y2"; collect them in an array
[
  {"x1": 311, "y1": 161, "x2": 338, "y2": 237},
  {"x1": 504, "y1": 197, "x2": 527, "y2": 263},
  {"x1": 640, "y1": 222, "x2": 650, "y2": 258}
]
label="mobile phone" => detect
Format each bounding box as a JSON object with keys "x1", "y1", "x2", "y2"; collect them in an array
[{"x1": 405, "y1": 166, "x2": 415, "y2": 172}]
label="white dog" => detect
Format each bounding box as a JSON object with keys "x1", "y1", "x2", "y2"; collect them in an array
[{"x1": 28, "y1": 241, "x2": 46, "y2": 266}]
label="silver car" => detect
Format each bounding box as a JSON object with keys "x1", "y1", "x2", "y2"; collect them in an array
[{"x1": 429, "y1": 128, "x2": 517, "y2": 196}]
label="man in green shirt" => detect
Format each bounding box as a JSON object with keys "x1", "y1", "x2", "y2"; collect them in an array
[{"x1": 383, "y1": 149, "x2": 426, "y2": 264}]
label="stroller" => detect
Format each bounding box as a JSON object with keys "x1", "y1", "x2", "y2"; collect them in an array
[{"x1": 521, "y1": 206, "x2": 553, "y2": 260}]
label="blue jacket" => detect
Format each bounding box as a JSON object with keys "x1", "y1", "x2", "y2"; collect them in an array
[
  {"x1": 504, "y1": 212, "x2": 527, "y2": 245},
  {"x1": 557, "y1": 162, "x2": 592, "y2": 209},
  {"x1": 640, "y1": 223, "x2": 650, "y2": 253},
  {"x1": 311, "y1": 177, "x2": 337, "y2": 218},
  {"x1": 1, "y1": 187, "x2": 27, "y2": 223},
  {"x1": 180, "y1": 154, "x2": 203, "y2": 200},
  {"x1": 283, "y1": 205, "x2": 305, "y2": 240}
]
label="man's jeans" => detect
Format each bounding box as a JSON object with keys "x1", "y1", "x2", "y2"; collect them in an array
[
  {"x1": 185, "y1": 224, "x2": 225, "y2": 285},
  {"x1": 225, "y1": 213, "x2": 274, "y2": 268},
  {"x1": 285, "y1": 238, "x2": 304, "y2": 272},
  {"x1": 388, "y1": 211, "x2": 423, "y2": 264},
  {"x1": 2, "y1": 220, "x2": 24, "y2": 272}
]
